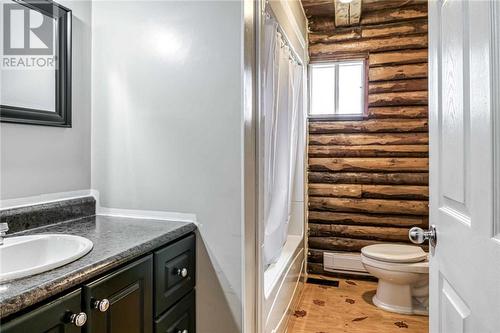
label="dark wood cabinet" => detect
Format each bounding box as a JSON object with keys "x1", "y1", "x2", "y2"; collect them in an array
[
  {"x1": 154, "y1": 234, "x2": 195, "y2": 316},
  {"x1": 83, "y1": 255, "x2": 153, "y2": 333},
  {"x1": 155, "y1": 290, "x2": 195, "y2": 333},
  {"x1": 1, "y1": 289, "x2": 83, "y2": 333},
  {"x1": 2, "y1": 234, "x2": 195, "y2": 333}
]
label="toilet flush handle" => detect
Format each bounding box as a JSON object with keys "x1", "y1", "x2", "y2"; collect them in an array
[{"x1": 409, "y1": 225, "x2": 437, "y2": 247}]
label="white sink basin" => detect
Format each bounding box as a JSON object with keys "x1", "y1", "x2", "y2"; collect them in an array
[{"x1": 0, "y1": 234, "x2": 93, "y2": 283}]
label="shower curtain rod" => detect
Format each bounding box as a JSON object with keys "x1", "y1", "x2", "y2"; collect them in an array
[{"x1": 264, "y1": 3, "x2": 304, "y2": 67}]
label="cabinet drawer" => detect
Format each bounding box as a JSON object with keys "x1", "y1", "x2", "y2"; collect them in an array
[
  {"x1": 154, "y1": 234, "x2": 195, "y2": 316},
  {"x1": 155, "y1": 290, "x2": 195, "y2": 333},
  {"x1": 2, "y1": 289, "x2": 83, "y2": 333},
  {"x1": 83, "y1": 255, "x2": 153, "y2": 333}
]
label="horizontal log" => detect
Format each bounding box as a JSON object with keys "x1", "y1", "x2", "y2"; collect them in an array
[
  {"x1": 309, "y1": 197, "x2": 429, "y2": 215},
  {"x1": 308, "y1": 172, "x2": 429, "y2": 185},
  {"x1": 309, "y1": 20, "x2": 427, "y2": 44},
  {"x1": 301, "y1": 0, "x2": 335, "y2": 17},
  {"x1": 361, "y1": 184, "x2": 428, "y2": 199},
  {"x1": 368, "y1": 91, "x2": 428, "y2": 106},
  {"x1": 308, "y1": 16, "x2": 336, "y2": 33},
  {"x1": 368, "y1": 106, "x2": 428, "y2": 119},
  {"x1": 309, "y1": 184, "x2": 362, "y2": 198},
  {"x1": 369, "y1": 63, "x2": 428, "y2": 81},
  {"x1": 308, "y1": 211, "x2": 428, "y2": 227},
  {"x1": 309, "y1": 119, "x2": 428, "y2": 134},
  {"x1": 308, "y1": 144, "x2": 429, "y2": 157},
  {"x1": 309, "y1": 237, "x2": 394, "y2": 252},
  {"x1": 303, "y1": 0, "x2": 420, "y2": 19},
  {"x1": 307, "y1": 262, "x2": 325, "y2": 274},
  {"x1": 309, "y1": 184, "x2": 428, "y2": 200},
  {"x1": 309, "y1": 223, "x2": 410, "y2": 241},
  {"x1": 360, "y1": 5, "x2": 428, "y2": 26},
  {"x1": 308, "y1": 248, "x2": 325, "y2": 263},
  {"x1": 309, "y1": 157, "x2": 428, "y2": 172},
  {"x1": 310, "y1": 34, "x2": 427, "y2": 59},
  {"x1": 369, "y1": 78, "x2": 428, "y2": 94},
  {"x1": 362, "y1": 19, "x2": 427, "y2": 38},
  {"x1": 309, "y1": 28, "x2": 361, "y2": 44},
  {"x1": 309, "y1": 133, "x2": 429, "y2": 146},
  {"x1": 362, "y1": 0, "x2": 421, "y2": 13},
  {"x1": 307, "y1": 3, "x2": 426, "y2": 32},
  {"x1": 369, "y1": 49, "x2": 428, "y2": 67},
  {"x1": 309, "y1": 240, "x2": 429, "y2": 254}
]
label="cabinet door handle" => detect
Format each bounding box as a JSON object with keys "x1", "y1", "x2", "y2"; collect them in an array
[
  {"x1": 176, "y1": 268, "x2": 188, "y2": 278},
  {"x1": 94, "y1": 299, "x2": 110, "y2": 312},
  {"x1": 69, "y1": 312, "x2": 87, "y2": 327}
]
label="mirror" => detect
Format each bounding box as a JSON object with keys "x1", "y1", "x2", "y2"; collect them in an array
[{"x1": 0, "y1": 0, "x2": 72, "y2": 127}]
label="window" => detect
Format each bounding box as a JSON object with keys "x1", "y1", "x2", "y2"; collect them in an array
[{"x1": 309, "y1": 60, "x2": 366, "y2": 117}]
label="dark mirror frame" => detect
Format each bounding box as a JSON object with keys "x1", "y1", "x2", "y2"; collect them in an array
[{"x1": 0, "y1": 0, "x2": 72, "y2": 127}]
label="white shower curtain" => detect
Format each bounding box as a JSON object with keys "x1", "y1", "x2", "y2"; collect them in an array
[{"x1": 263, "y1": 16, "x2": 303, "y2": 267}]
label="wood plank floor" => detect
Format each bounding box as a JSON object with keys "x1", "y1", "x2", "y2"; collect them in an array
[{"x1": 287, "y1": 277, "x2": 428, "y2": 333}]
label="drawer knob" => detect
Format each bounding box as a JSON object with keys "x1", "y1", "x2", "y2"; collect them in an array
[
  {"x1": 176, "y1": 268, "x2": 188, "y2": 278},
  {"x1": 94, "y1": 299, "x2": 110, "y2": 312},
  {"x1": 69, "y1": 312, "x2": 87, "y2": 327}
]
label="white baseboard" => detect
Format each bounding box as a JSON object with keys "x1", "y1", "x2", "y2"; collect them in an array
[{"x1": 323, "y1": 251, "x2": 369, "y2": 275}]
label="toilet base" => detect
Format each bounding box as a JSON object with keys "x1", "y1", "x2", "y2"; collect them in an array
[
  {"x1": 373, "y1": 280, "x2": 428, "y2": 316},
  {"x1": 373, "y1": 295, "x2": 428, "y2": 316}
]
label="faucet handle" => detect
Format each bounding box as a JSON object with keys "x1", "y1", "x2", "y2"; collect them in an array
[{"x1": 0, "y1": 223, "x2": 9, "y2": 232}]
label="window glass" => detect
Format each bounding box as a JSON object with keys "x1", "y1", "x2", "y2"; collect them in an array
[
  {"x1": 338, "y1": 62, "x2": 363, "y2": 115},
  {"x1": 310, "y1": 65, "x2": 335, "y2": 115}
]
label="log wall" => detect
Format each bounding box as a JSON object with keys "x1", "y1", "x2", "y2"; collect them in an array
[{"x1": 306, "y1": 1, "x2": 429, "y2": 275}]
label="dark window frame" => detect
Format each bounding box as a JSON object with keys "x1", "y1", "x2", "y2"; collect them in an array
[{"x1": 1, "y1": 0, "x2": 72, "y2": 127}]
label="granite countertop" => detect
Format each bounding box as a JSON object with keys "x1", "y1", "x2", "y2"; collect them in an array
[{"x1": 0, "y1": 215, "x2": 196, "y2": 319}]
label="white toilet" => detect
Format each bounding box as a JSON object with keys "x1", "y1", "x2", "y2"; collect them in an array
[{"x1": 361, "y1": 244, "x2": 429, "y2": 316}]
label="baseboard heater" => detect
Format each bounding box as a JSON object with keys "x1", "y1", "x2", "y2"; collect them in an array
[{"x1": 323, "y1": 251, "x2": 369, "y2": 275}]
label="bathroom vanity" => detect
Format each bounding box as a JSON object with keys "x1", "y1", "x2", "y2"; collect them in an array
[{"x1": 0, "y1": 198, "x2": 197, "y2": 333}]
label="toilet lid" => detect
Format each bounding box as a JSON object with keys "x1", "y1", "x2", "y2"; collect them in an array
[{"x1": 361, "y1": 244, "x2": 427, "y2": 263}]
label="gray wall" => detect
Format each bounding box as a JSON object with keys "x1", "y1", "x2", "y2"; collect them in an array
[
  {"x1": 0, "y1": 0, "x2": 92, "y2": 200},
  {"x1": 91, "y1": 1, "x2": 243, "y2": 331}
]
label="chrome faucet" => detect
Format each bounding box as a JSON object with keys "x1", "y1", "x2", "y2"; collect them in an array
[{"x1": 0, "y1": 223, "x2": 8, "y2": 245}]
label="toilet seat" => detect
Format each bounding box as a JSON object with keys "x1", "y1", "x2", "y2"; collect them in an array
[
  {"x1": 361, "y1": 254, "x2": 429, "y2": 273},
  {"x1": 361, "y1": 244, "x2": 427, "y2": 263}
]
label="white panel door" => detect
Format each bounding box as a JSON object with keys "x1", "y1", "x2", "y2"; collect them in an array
[{"x1": 428, "y1": 0, "x2": 500, "y2": 332}]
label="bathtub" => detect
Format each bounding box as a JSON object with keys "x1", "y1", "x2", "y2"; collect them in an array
[{"x1": 263, "y1": 234, "x2": 305, "y2": 333}]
